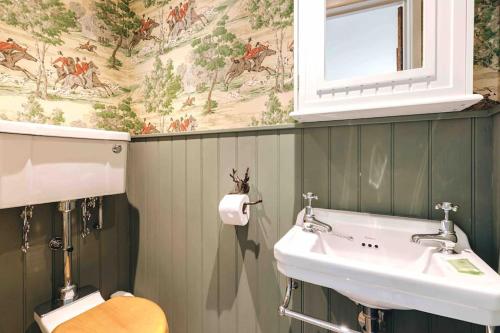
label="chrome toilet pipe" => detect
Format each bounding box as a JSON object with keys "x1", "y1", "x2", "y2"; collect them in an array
[
  {"x1": 96, "y1": 196, "x2": 104, "y2": 230},
  {"x1": 58, "y1": 200, "x2": 77, "y2": 305},
  {"x1": 486, "y1": 326, "x2": 496, "y2": 333}
]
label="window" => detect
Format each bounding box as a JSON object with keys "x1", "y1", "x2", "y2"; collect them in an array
[{"x1": 325, "y1": 3, "x2": 401, "y2": 81}]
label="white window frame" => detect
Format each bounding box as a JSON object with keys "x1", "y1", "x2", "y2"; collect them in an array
[
  {"x1": 325, "y1": 0, "x2": 407, "y2": 79},
  {"x1": 292, "y1": 0, "x2": 482, "y2": 122}
]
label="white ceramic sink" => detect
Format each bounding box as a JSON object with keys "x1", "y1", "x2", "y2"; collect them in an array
[{"x1": 274, "y1": 208, "x2": 500, "y2": 326}]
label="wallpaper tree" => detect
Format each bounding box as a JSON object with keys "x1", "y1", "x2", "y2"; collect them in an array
[
  {"x1": 16, "y1": 95, "x2": 66, "y2": 125},
  {"x1": 17, "y1": 95, "x2": 48, "y2": 124},
  {"x1": 50, "y1": 108, "x2": 66, "y2": 125},
  {"x1": 143, "y1": 57, "x2": 182, "y2": 131},
  {"x1": 247, "y1": 0, "x2": 293, "y2": 91},
  {"x1": 251, "y1": 91, "x2": 293, "y2": 126},
  {"x1": 474, "y1": 0, "x2": 499, "y2": 70},
  {"x1": 0, "y1": 0, "x2": 77, "y2": 99},
  {"x1": 191, "y1": 15, "x2": 244, "y2": 113},
  {"x1": 93, "y1": 98, "x2": 144, "y2": 134},
  {"x1": 95, "y1": 0, "x2": 141, "y2": 69}
]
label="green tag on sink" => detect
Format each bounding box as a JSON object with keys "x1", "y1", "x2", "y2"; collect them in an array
[{"x1": 447, "y1": 259, "x2": 483, "y2": 275}]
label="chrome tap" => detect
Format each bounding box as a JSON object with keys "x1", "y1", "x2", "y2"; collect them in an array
[
  {"x1": 302, "y1": 193, "x2": 332, "y2": 233},
  {"x1": 411, "y1": 202, "x2": 459, "y2": 254}
]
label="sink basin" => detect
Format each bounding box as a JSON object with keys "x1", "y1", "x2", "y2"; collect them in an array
[{"x1": 274, "y1": 208, "x2": 500, "y2": 326}]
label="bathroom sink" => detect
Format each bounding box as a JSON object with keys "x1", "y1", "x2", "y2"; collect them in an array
[{"x1": 274, "y1": 209, "x2": 500, "y2": 326}]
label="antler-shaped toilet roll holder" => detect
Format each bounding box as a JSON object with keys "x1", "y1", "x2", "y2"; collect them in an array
[{"x1": 229, "y1": 168, "x2": 263, "y2": 214}]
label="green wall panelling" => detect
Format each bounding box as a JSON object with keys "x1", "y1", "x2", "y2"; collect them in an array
[
  {"x1": 236, "y1": 133, "x2": 258, "y2": 333},
  {"x1": 329, "y1": 126, "x2": 361, "y2": 330},
  {"x1": 157, "y1": 138, "x2": 173, "y2": 316},
  {"x1": 201, "y1": 135, "x2": 219, "y2": 333},
  {"x1": 0, "y1": 208, "x2": 24, "y2": 333},
  {"x1": 302, "y1": 128, "x2": 330, "y2": 333},
  {"x1": 256, "y1": 132, "x2": 281, "y2": 333},
  {"x1": 493, "y1": 114, "x2": 500, "y2": 273},
  {"x1": 128, "y1": 110, "x2": 500, "y2": 333},
  {"x1": 25, "y1": 204, "x2": 53, "y2": 333},
  {"x1": 187, "y1": 136, "x2": 203, "y2": 333},
  {"x1": 172, "y1": 137, "x2": 188, "y2": 333},
  {"x1": 393, "y1": 121, "x2": 430, "y2": 218},
  {"x1": 278, "y1": 129, "x2": 303, "y2": 333},
  {"x1": 0, "y1": 196, "x2": 129, "y2": 333},
  {"x1": 218, "y1": 134, "x2": 238, "y2": 333}
]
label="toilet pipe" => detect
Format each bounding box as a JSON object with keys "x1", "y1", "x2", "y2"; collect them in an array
[{"x1": 58, "y1": 200, "x2": 77, "y2": 304}]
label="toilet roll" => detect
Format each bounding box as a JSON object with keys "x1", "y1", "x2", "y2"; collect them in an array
[{"x1": 218, "y1": 194, "x2": 250, "y2": 226}]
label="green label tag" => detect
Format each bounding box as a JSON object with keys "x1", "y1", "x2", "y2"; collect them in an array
[{"x1": 447, "y1": 259, "x2": 483, "y2": 275}]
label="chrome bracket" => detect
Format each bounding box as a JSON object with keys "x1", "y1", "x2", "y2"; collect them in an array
[
  {"x1": 48, "y1": 237, "x2": 64, "y2": 251},
  {"x1": 94, "y1": 196, "x2": 103, "y2": 230},
  {"x1": 242, "y1": 199, "x2": 263, "y2": 214},
  {"x1": 112, "y1": 144, "x2": 122, "y2": 154},
  {"x1": 278, "y1": 278, "x2": 298, "y2": 316},
  {"x1": 20, "y1": 205, "x2": 34, "y2": 253},
  {"x1": 279, "y1": 277, "x2": 362, "y2": 333},
  {"x1": 81, "y1": 197, "x2": 98, "y2": 238},
  {"x1": 358, "y1": 307, "x2": 385, "y2": 333}
]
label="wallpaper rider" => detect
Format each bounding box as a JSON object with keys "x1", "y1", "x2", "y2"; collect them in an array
[{"x1": 0, "y1": 0, "x2": 497, "y2": 134}]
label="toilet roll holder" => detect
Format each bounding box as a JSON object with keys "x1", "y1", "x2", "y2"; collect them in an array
[
  {"x1": 229, "y1": 168, "x2": 263, "y2": 213},
  {"x1": 243, "y1": 200, "x2": 263, "y2": 214}
]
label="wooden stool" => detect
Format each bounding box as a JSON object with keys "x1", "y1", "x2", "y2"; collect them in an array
[{"x1": 53, "y1": 297, "x2": 168, "y2": 333}]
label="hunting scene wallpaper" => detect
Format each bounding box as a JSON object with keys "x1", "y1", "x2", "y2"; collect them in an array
[{"x1": 0, "y1": 0, "x2": 497, "y2": 135}]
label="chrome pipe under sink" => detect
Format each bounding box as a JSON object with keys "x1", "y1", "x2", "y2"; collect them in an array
[{"x1": 279, "y1": 277, "x2": 386, "y2": 333}]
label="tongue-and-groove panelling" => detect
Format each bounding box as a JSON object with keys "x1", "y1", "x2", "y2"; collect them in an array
[
  {"x1": 494, "y1": 113, "x2": 500, "y2": 275},
  {"x1": 0, "y1": 195, "x2": 130, "y2": 333},
  {"x1": 127, "y1": 111, "x2": 498, "y2": 333}
]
